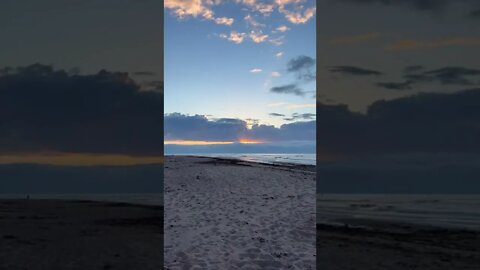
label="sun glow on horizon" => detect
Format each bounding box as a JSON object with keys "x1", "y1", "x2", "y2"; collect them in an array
[
  {"x1": 165, "y1": 139, "x2": 265, "y2": 145},
  {"x1": 238, "y1": 138, "x2": 264, "y2": 144},
  {"x1": 0, "y1": 153, "x2": 164, "y2": 166},
  {"x1": 164, "y1": 140, "x2": 235, "y2": 145}
]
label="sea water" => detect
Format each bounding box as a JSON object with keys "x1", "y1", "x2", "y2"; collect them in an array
[
  {"x1": 0, "y1": 193, "x2": 163, "y2": 206},
  {"x1": 189, "y1": 153, "x2": 316, "y2": 165},
  {"x1": 317, "y1": 194, "x2": 480, "y2": 230}
]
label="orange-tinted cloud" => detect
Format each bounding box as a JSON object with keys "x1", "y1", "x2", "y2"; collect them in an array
[
  {"x1": 388, "y1": 37, "x2": 480, "y2": 50},
  {"x1": 330, "y1": 32, "x2": 381, "y2": 45},
  {"x1": 0, "y1": 153, "x2": 163, "y2": 166},
  {"x1": 220, "y1": 31, "x2": 247, "y2": 43}
]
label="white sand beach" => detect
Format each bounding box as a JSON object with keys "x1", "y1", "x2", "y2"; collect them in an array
[{"x1": 164, "y1": 156, "x2": 316, "y2": 269}]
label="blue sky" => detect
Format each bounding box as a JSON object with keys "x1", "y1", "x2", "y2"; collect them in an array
[{"x1": 165, "y1": 0, "x2": 316, "y2": 130}]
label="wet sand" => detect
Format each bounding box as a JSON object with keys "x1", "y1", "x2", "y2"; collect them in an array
[
  {"x1": 0, "y1": 200, "x2": 163, "y2": 270},
  {"x1": 164, "y1": 156, "x2": 316, "y2": 269},
  {"x1": 317, "y1": 219, "x2": 480, "y2": 270}
]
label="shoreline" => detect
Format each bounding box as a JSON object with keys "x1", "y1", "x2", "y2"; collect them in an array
[
  {"x1": 166, "y1": 153, "x2": 317, "y2": 168},
  {"x1": 168, "y1": 154, "x2": 317, "y2": 171}
]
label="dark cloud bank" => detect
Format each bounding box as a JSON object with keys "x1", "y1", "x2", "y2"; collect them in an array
[
  {"x1": 164, "y1": 113, "x2": 316, "y2": 154},
  {"x1": 0, "y1": 64, "x2": 163, "y2": 156},
  {"x1": 318, "y1": 88, "x2": 480, "y2": 154},
  {"x1": 317, "y1": 88, "x2": 480, "y2": 194}
]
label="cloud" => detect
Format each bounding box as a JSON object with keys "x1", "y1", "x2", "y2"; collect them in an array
[
  {"x1": 318, "y1": 88, "x2": 480, "y2": 154},
  {"x1": 244, "y1": 14, "x2": 265, "y2": 28},
  {"x1": 387, "y1": 37, "x2": 480, "y2": 50},
  {"x1": 165, "y1": 0, "x2": 234, "y2": 26},
  {"x1": 400, "y1": 66, "x2": 480, "y2": 86},
  {"x1": 404, "y1": 65, "x2": 425, "y2": 73},
  {"x1": 375, "y1": 66, "x2": 480, "y2": 91},
  {"x1": 220, "y1": 31, "x2": 247, "y2": 43},
  {"x1": 469, "y1": 9, "x2": 480, "y2": 18},
  {"x1": 287, "y1": 55, "x2": 316, "y2": 81},
  {"x1": 280, "y1": 6, "x2": 316, "y2": 24},
  {"x1": 270, "y1": 71, "x2": 281, "y2": 77},
  {"x1": 329, "y1": 66, "x2": 383, "y2": 76},
  {"x1": 376, "y1": 81, "x2": 413, "y2": 90},
  {"x1": 270, "y1": 84, "x2": 305, "y2": 96},
  {"x1": 275, "y1": 51, "x2": 284, "y2": 58},
  {"x1": 333, "y1": 0, "x2": 480, "y2": 12},
  {"x1": 422, "y1": 67, "x2": 480, "y2": 85},
  {"x1": 269, "y1": 55, "x2": 316, "y2": 97},
  {"x1": 286, "y1": 103, "x2": 316, "y2": 109},
  {"x1": 240, "y1": 0, "x2": 275, "y2": 15},
  {"x1": 165, "y1": 0, "x2": 215, "y2": 19},
  {"x1": 269, "y1": 36, "x2": 285, "y2": 46},
  {"x1": 276, "y1": 25, "x2": 290, "y2": 32},
  {"x1": 0, "y1": 64, "x2": 163, "y2": 156},
  {"x1": 142, "y1": 80, "x2": 164, "y2": 92},
  {"x1": 250, "y1": 68, "x2": 263, "y2": 73},
  {"x1": 215, "y1": 17, "x2": 234, "y2": 25},
  {"x1": 329, "y1": 32, "x2": 381, "y2": 45},
  {"x1": 269, "y1": 113, "x2": 285, "y2": 117},
  {"x1": 165, "y1": 113, "x2": 315, "y2": 142},
  {"x1": 283, "y1": 113, "x2": 316, "y2": 121},
  {"x1": 250, "y1": 30, "x2": 269, "y2": 43},
  {"x1": 133, "y1": 71, "x2": 156, "y2": 76}
]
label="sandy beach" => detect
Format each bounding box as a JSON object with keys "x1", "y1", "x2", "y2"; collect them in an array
[
  {"x1": 0, "y1": 200, "x2": 163, "y2": 270},
  {"x1": 164, "y1": 156, "x2": 316, "y2": 269},
  {"x1": 317, "y1": 219, "x2": 480, "y2": 270},
  {"x1": 316, "y1": 193, "x2": 480, "y2": 270}
]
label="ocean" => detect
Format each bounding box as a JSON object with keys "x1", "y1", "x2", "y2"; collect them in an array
[
  {"x1": 317, "y1": 194, "x2": 480, "y2": 230},
  {"x1": 175, "y1": 153, "x2": 317, "y2": 165},
  {"x1": 0, "y1": 193, "x2": 164, "y2": 206}
]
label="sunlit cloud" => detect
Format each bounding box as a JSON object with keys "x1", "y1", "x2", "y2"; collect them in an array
[
  {"x1": 255, "y1": 3, "x2": 275, "y2": 14},
  {"x1": 239, "y1": 0, "x2": 275, "y2": 15},
  {"x1": 165, "y1": 0, "x2": 234, "y2": 26},
  {"x1": 269, "y1": 36, "x2": 285, "y2": 46},
  {"x1": 250, "y1": 30, "x2": 269, "y2": 43},
  {"x1": 387, "y1": 36, "x2": 480, "y2": 50},
  {"x1": 165, "y1": 0, "x2": 213, "y2": 19},
  {"x1": 220, "y1": 31, "x2": 247, "y2": 43},
  {"x1": 244, "y1": 14, "x2": 265, "y2": 28},
  {"x1": 280, "y1": 6, "x2": 316, "y2": 24},
  {"x1": 270, "y1": 71, "x2": 281, "y2": 77},
  {"x1": 215, "y1": 17, "x2": 234, "y2": 25},
  {"x1": 250, "y1": 68, "x2": 263, "y2": 73},
  {"x1": 276, "y1": 25, "x2": 290, "y2": 32}
]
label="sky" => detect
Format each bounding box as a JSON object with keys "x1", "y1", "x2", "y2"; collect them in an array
[
  {"x1": 0, "y1": 0, "x2": 164, "y2": 166},
  {"x1": 164, "y1": 0, "x2": 316, "y2": 152},
  {"x1": 316, "y1": 0, "x2": 480, "y2": 156}
]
